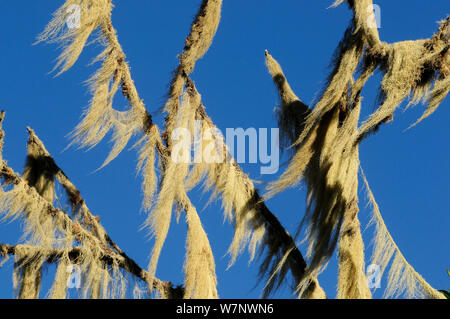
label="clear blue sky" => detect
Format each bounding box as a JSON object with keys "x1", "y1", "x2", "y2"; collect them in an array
[{"x1": 0, "y1": 1, "x2": 448, "y2": 299}]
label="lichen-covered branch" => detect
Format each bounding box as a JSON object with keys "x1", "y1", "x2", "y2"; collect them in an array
[
  {"x1": 0, "y1": 243, "x2": 180, "y2": 298},
  {"x1": 185, "y1": 78, "x2": 325, "y2": 299},
  {"x1": 0, "y1": 111, "x2": 180, "y2": 298},
  {"x1": 265, "y1": 1, "x2": 447, "y2": 299}
]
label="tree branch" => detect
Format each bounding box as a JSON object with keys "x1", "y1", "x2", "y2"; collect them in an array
[
  {"x1": 24, "y1": 127, "x2": 183, "y2": 298},
  {"x1": 0, "y1": 243, "x2": 181, "y2": 298},
  {"x1": 0, "y1": 112, "x2": 181, "y2": 298},
  {"x1": 187, "y1": 78, "x2": 326, "y2": 298}
]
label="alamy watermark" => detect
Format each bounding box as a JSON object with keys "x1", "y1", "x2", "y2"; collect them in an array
[
  {"x1": 171, "y1": 121, "x2": 280, "y2": 175},
  {"x1": 367, "y1": 4, "x2": 381, "y2": 29},
  {"x1": 65, "y1": 3, "x2": 381, "y2": 31},
  {"x1": 66, "y1": 264, "x2": 81, "y2": 289},
  {"x1": 66, "y1": 4, "x2": 81, "y2": 30},
  {"x1": 366, "y1": 264, "x2": 381, "y2": 289}
]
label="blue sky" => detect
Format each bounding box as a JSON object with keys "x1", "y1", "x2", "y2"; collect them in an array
[{"x1": 0, "y1": 1, "x2": 448, "y2": 299}]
